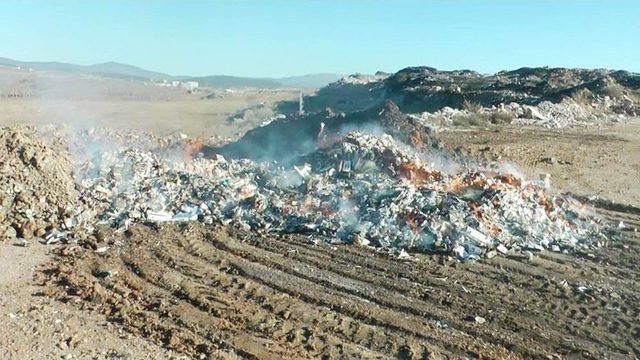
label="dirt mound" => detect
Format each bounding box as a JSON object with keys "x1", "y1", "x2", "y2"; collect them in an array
[{"x1": 0, "y1": 127, "x2": 80, "y2": 242}]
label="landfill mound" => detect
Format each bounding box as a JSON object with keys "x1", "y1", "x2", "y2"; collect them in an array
[
  {"x1": 217, "y1": 68, "x2": 640, "y2": 167},
  {"x1": 0, "y1": 127, "x2": 80, "y2": 243},
  {"x1": 211, "y1": 100, "x2": 438, "y2": 163},
  {"x1": 281, "y1": 66, "x2": 639, "y2": 129},
  {"x1": 76, "y1": 130, "x2": 612, "y2": 260},
  {"x1": 298, "y1": 66, "x2": 640, "y2": 114}
]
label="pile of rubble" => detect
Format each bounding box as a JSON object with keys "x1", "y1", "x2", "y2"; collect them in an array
[
  {"x1": 1, "y1": 124, "x2": 613, "y2": 259},
  {"x1": 335, "y1": 72, "x2": 390, "y2": 86},
  {"x1": 0, "y1": 127, "x2": 83, "y2": 244},
  {"x1": 508, "y1": 97, "x2": 630, "y2": 127},
  {"x1": 297, "y1": 65, "x2": 640, "y2": 123},
  {"x1": 413, "y1": 97, "x2": 631, "y2": 128},
  {"x1": 76, "y1": 130, "x2": 612, "y2": 260}
]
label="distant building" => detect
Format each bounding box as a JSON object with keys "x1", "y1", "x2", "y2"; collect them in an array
[
  {"x1": 167, "y1": 80, "x2": 199, "y2": 91},
  {"x1": 182, "y1": 81, "x2": 199, "y2": 91}
]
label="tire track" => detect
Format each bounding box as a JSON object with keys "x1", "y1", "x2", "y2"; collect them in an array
[{"x1": 44, "y1": 207, "x2": 640, "y2": 359}]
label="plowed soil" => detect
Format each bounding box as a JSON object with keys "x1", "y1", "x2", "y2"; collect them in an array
[{"x1": 41, "y1": 205, "x2": 640, "y2": 359}]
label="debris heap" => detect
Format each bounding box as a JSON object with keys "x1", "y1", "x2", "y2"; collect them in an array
[
  {"x1": 413, "y1": 97, "x2": 631, "y2": 129},
  {"x1": 0, "y1": 127, "x2": 81, "y2": 243},
  {"x1": 77, "y1": 131, "x2": 611, "y2": 260}
]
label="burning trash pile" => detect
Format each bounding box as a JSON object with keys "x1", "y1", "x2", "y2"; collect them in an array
[{"x1": 75, "y1": 130, "x2": 612, "y2": 260}]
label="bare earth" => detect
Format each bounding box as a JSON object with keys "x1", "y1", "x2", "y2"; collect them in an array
[
  {"x1": 40, "y1": 208, "x2": 640, "y2": 358},
  {"x1": 0, "y1": 242, "x2": 172, "y2": 359},
  {"x1": 0, "y1": 73, "x2": 639, "y2": 358},
  {"x1": 434, "y1": 121, "x2": 640, "y2": 207}
]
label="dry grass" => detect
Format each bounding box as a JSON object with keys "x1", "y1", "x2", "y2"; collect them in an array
[
  {"x1": 489, "y1": 110, "x2": 514, "y2": 124},
  {"x1": 452, "y1": 114, "x2": 489, "y2": 127},
  {"x1": 569, "y1": 88, "x2": 593, "y2": 106},
  {"x1": 603, "y1": 84, "x2": 625, "y2": 99},
  {"x1": 462, "y1": 99, "x2": 483, "y2": 113}
]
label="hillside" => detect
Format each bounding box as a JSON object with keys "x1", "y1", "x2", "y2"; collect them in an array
[
  {"x1": 0, "y1": 57, "x2": 169, "y2": 80},
  {"x1": 0, "y1": 57, "x2": 342, "y2": 88}
]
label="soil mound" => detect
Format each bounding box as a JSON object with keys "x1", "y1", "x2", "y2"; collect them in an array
[{"x1": 0, "y1": 127, "x2": 79, "y2": 242}]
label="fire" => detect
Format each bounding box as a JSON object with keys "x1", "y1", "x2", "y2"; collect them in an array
[
  {"x1": 401, "y1": 210, "x2": 420, "y2": 234},
  {"x1": 496, "y1": 174, "x2": 522, "y2": 187},
  {"x1": 183, "y1": 138, "x2": 204, "y2": 160},
  {"x1": 397, "y1": 162, "x2": 442, "y2": 184}
]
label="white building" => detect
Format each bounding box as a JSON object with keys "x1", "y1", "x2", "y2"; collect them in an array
[
  {"x1": 167, "y1": 80, "x2": 199, "y2": 91},
  {"x1": 182, "y1": 81, "x2": 199, "y2": 91}
]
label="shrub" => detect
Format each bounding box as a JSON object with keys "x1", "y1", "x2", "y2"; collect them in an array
[
  {"x1": 489, "y1": 110, "x2": 514, "y2": 124},
  {"x1": 462, "y1": 99, "x2": 483, "y2": 113},
  {"x1": 452, "y1": 114, "x2": 489, "y2": 127},
  {"x1": 569, "y1": 88, "x2": 593, "y2": 105}
]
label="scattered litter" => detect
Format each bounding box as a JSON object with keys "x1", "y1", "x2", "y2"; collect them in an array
[
  {"x1": 475, "y1": 316, "x2": 486, "y2": 324},
  {"x1": 95, "y1": 246, "x2": 110, "y2": 254}
]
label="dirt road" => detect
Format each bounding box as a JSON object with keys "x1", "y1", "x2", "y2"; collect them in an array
[
  {"x1": 0, "y1": 242, "x2": 172, "y2": 359},
  {"x1": 40, "y1": 204, "x2": 639, "y2": 359}
]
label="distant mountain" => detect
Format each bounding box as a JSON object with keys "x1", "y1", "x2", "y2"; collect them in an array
[
  {"x1": 0, "y1": 57, "x2": 170, "y2": 80},
  {"x1": 0, "y1": 57, "x2": 343, "y2": 88},
  {"x1": 179, "y1": 73, "x2": 344, "y2": 89},
  {"x1": 180, "y1": 75, "x2": 282, "y2": 89},
  {"x1": 84, "y1": 61, "x2": 169, "y2": 80}
]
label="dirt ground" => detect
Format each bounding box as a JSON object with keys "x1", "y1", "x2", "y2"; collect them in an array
[
  {"x1": 1, "y1": 90, "x2": 639, "y2": 358},
  {"x1": 40, "y1": 207, "x2": 640, "y2": 359},
  {"x1": 434, "y1": 120, "x2": 640, "y2": 207},
  {"x1": 0, "y1": 66, "x2": 301, "y2": 140},
  {"x1": 0, "y1": 242, "x2": 174, "y2": 359},
  {"x1": 0, "y1": 92, "x2": 299, "y2": 140}
]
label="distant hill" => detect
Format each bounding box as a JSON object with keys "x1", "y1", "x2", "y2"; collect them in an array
[
  {"x1": 180, "y1": 73, "x2": 344, "y2": 89},
  {"x1": 0, "y1": 57, "x2": 343, "y2": 88},
  {"x1": 84, "y1": 62, "x2": 169, "y2": 80},
  {"x1": 180, "y1": 75, "x2": 282, "y2": 89},
  {"x1": 0, "y1": 57, "x2": 169, "y2": 80}
]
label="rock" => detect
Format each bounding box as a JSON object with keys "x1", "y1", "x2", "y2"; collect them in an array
[{"x1": 1, "y1": 225, "x2": 17, "y2": 240}]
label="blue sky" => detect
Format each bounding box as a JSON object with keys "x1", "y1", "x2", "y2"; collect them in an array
[{"x1": 1, "y1": 1, "x2": 638, "y2": 77}]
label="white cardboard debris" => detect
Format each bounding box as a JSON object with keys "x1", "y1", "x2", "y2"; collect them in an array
[{"x1": 74, "y1": 131, "x2": 612, "y2": 261}]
